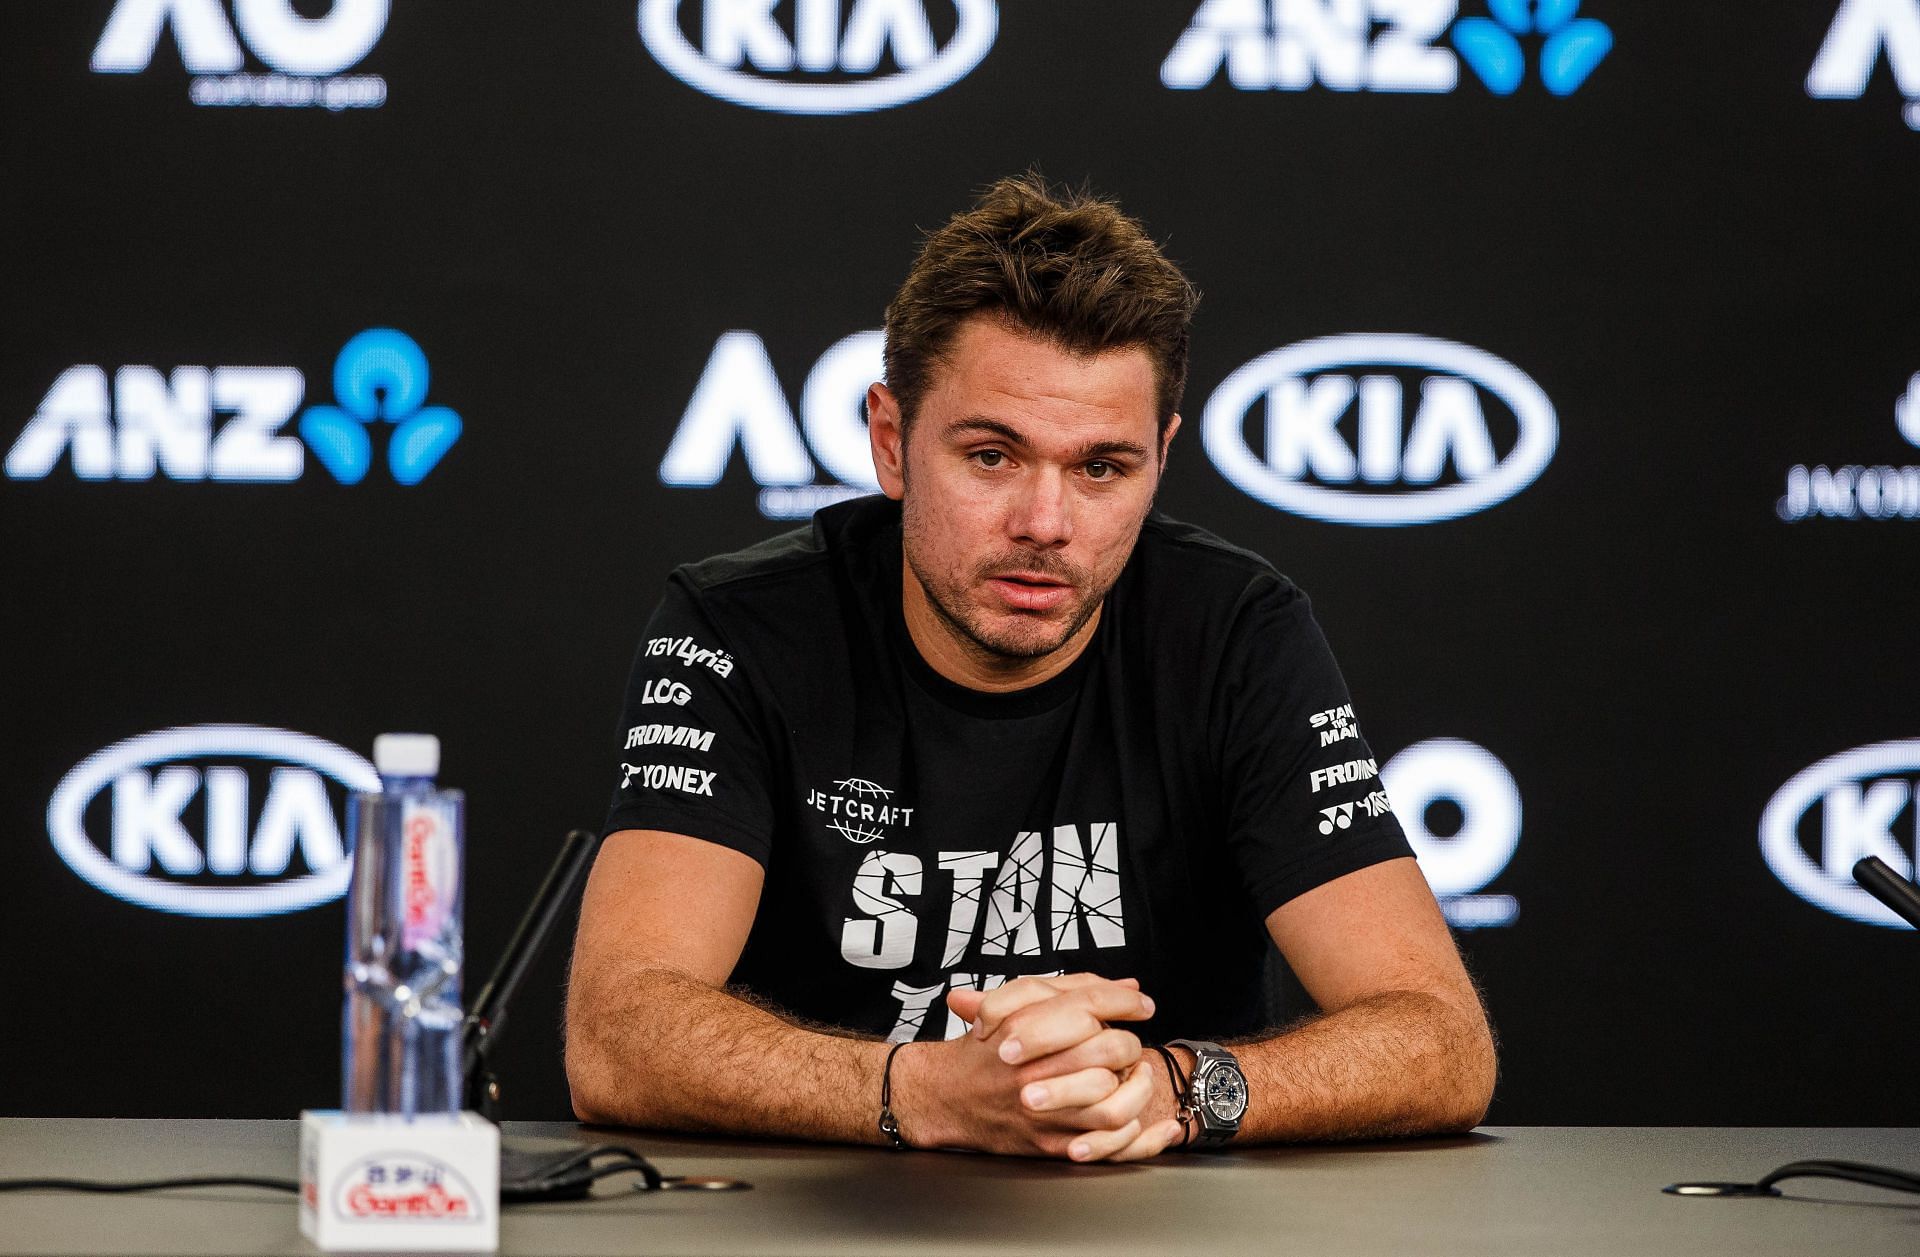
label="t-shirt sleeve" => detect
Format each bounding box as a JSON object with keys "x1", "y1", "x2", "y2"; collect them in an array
[
  {"x1": 600, "y1": 578, "x2": 777, "y2": 867},
  {"x1": 1212, "y1": 574, "x2": 1414, "y2": 918}
]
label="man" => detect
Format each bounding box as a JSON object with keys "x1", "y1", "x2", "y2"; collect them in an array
[{"x1": 567, "y1": 176, "x2": 1495, "y2": 1162}]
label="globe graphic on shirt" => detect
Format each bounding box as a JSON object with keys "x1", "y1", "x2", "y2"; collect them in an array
[{"x1": 829, "y1": 778, "x2": 893, "y2": 845}]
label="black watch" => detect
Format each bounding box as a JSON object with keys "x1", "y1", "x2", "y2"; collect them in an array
[{"x1": 1167, "y1": 1040, "x2": 1247, "y2": 1147}]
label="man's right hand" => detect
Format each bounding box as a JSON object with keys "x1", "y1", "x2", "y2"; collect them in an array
[{"x1": 888, "y1": 974, "x2": 1185, "y2": 1162}]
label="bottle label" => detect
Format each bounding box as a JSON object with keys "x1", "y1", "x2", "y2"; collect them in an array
[{"x1": 400, "y1": 799, "x2": 458, "y2": 951}]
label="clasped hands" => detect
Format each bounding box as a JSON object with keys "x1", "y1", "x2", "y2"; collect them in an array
[{"x1": 889, "y1": 973, "x2": 1185, "y2": 1162}]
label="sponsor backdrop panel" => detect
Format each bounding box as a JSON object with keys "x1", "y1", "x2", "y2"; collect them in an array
[{"x1": 3, "y1": 1, "x2": 1918, "y2": 1126}]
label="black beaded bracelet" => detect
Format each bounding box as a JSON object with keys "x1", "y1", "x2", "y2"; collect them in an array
[
  {"x1": 1152, "y1": 1044, "x2": 1194, "y2": 1149},
  {"x1": 877, "y1": 1041, "x2": 910, "y2": 1150}
]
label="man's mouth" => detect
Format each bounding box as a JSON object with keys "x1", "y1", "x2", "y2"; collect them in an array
[{"x1": 986, "y1": 572, "x2": 1074, "y2": 613}]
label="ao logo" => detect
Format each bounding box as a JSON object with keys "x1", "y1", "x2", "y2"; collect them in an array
[
  {"x1": 1381, "y1": 738, "x2": 1522, "y2": 928},
  {"x1": 1202, "y1": 333, "x2": 1557, "y2": 526},
  {"x1": 638, "y1": 0, "x2": 997, "y2": 114},
  {"x1": 1808, "y1": 0, "x2": 1920, "y2": 130},
  {"x1": 5, "y1": 329, "x2": 461, "y2": 486},
  {"x1": 659, "y1": 329, "x2": 882, "y2": 519},
  {"x1": 93, "y1": 0, "x2": 388, "y2": 77},
  {"x1": 1761, "y1": 740, "x2": 1920, "y2": 928},
  {"x1": 47, "y1": 725, "x2": 379, "y2": 918}
]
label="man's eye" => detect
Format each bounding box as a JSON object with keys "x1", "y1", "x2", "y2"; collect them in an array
[
  {"x1": 974, "y1": 450, "x2": 1006, "y2": 469},
  {"x1": 1085, "y1": 460, "x2": 1118, "y2": 481}
]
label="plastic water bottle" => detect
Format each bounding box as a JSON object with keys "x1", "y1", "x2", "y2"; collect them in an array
[{"x1": 342, "y1": 733, "x2": 466, "y2": 1116}]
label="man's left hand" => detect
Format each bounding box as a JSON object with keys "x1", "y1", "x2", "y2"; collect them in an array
[{"x1": 946, "y1": 974, "x2": 1186, "y2": 1162}]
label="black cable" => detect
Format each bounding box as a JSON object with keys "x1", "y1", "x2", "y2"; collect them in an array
[
  {"x1": 0, "y1": 1145, "x2": 719, "y2": 1202},
  {"x1": 0, "y1": 1176, "x2": 297, "y2": 1194},
  {"x1": 1666, "y1": 1158, "x2": 1920, "y2": 1199}
]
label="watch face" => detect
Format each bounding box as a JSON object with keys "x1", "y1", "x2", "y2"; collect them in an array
[{"x1": 1203, "y1": 1063, "x2": 1248, "y2": 1123}]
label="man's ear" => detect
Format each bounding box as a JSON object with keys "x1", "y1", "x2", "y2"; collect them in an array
[
  {"x1": 1159, "y1": 412, "x2": 1182, "y2": 466},
  {"x1": 869, "y1": 382, "x2": 907, "y2": 500}
]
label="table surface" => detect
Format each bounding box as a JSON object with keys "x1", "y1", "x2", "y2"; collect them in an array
[{"x1": 1, "y1": 1120, "x2": 1917, "y2": 1256}]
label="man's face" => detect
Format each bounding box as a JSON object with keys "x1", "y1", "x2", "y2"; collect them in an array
[{"x1": 869, "y1": 315, "x2": 1179, "y2": 686}]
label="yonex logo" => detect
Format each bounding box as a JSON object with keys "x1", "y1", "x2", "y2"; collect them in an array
[
  {"x1": 299, "y1": 330, "x2": 463, "y2": 485},
  {"x1": 638, "y1": 0, "x2": 998, "y2": 115},
  {"x1": 1761, "y1": 740, "x2": 1920, "y2": 928},
  {"x1": 621, "y1": 763, "x2": 717, "y2": 796},
  {"x1": 1201, "y1": 333, "x2": 1558, "y2": 526},
  {"x1": 5, "y1": 328, "x2": 461, "y2": 486},
  {"x1": 1162, "y1": 0, "x2": 1611, "y2": 96}
]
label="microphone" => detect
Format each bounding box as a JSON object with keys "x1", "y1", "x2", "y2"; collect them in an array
[
  {"x1": 462, "y1": 829, "x2": 599, "y2": 1117},
  {"x1": 1852, "y1": 857, "x2": 1920, "y2": 929}
]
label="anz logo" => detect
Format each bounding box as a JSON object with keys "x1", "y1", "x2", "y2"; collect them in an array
[
  {"x1": 1201, "y1": 333, "x2": 1557, "y2": 526},
  {"x1": 6, "y1": 329, "x2": 461, "y2": 486},
  {"x1": 1762, "y1": 740, "x2": 1920, "y2": 928},
  {"x1": 1163, "y1": 0, "x2": 1611, "y2": 97},
  {"x1": 638, "y1": 0, "x2": 998, "y2": 114},
  {"x1": 659, "y1": 329, "x2": 882, "y2": 519},
  {"x1": 46, "y1": 725, "x2": 379, "y2": 918}
]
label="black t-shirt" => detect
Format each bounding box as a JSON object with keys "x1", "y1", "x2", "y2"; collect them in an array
[{"x1": 603, "y1": 496, "x2": 1410, "y2": 1044}]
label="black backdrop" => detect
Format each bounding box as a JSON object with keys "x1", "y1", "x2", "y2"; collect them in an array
[{"x1": 4, "y1": 1, "x2": 1918, "y2": 1126}]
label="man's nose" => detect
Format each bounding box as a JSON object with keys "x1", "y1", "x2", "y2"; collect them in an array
[{"x1": 1010, "y1": 466, "x2": 1073, "y2": 549}]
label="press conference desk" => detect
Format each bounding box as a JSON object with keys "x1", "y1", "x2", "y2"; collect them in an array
[{"x1": 2, "y1": 1120, "x2": 1916, "y2": 1256}]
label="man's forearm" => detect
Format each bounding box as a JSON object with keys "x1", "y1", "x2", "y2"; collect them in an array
[
  {"x1": 1158, "y1": 990, "x2": 1496, "y2": 1144},
  {"x1": 566, "y1": 967, "x2": 890, "y2": 1145}
]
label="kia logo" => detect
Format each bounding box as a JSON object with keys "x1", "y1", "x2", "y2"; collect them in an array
[
  {"x1": 1201, "y1": 333, "x2": 1558, "y2": 526},
  {"x1": 638, "y1": 0, "x2": 998, "y2": 115},
  {"x1": 1761, "y1": 739, "x2": 1920, "y2": 928},
  {"x1": 48, "y1": 724, "x2": 378, "y2": 918}
]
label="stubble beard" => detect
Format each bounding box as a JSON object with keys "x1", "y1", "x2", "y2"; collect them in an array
[{"x1": 902, "y1": 504, "x2": 1110, "y2": 666}]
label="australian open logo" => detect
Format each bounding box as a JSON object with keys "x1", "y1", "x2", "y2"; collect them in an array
[
  {"x1": 637, "y1": 0, "x2": 998, "y2": 115},
  {"x1": 806, "y1": 777, "x2": 916, "y2": 844},
  {"x1": 334, "y1": 1154, "x2": 480, "y2": 1221}
]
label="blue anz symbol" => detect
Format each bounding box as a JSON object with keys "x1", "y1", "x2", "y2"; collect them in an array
[
  {"x1": 299, "y1": 330, "x2": 462, "y2": 485},
  {"x1": 1453, "y1": 0, "x2": 1612, "y2": 97}
]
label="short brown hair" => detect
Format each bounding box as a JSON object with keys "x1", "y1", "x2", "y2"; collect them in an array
[{"x1": 883, "y1": 174, "x2": 1199, "y2": 435}]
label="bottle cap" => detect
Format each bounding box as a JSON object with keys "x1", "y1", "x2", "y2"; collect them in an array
[{"x1": 373, "y1": 733, "x2": 440, "y2": 777}]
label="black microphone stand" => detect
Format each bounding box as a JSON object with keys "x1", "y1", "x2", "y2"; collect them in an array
[
  {"x1": 1664, "y1": 856, "x2": 1920, "y2": 1199},
  {"x1": 462, "y1": 829, "x2": 597, "y2": 1122}
]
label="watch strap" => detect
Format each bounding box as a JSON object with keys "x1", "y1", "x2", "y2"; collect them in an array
[{"x1": 1166, "y1": 1040, "x2": 1242, "y2": 1148}]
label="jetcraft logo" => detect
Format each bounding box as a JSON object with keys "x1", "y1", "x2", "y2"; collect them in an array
[
  {"x1": 6, "y1": 329, "x2": 462, "y2": 486},
  {"x1": 1382, "y1": 738, "x2": 1522, "y2": 928},
  {"x1": 46, "y1": 724, "x2": 379, "y2": 918},
  {"x1": 1808, "y1": 0, "x2": 1920, "y2": 130},
  {"x1": 638, "y1": 0, "x2": 998, "y2": 114},
  {"x1": 92, "y1": 0, "x2": 389, "y2": 110},
  {"x1": 1761, "y1": 740, "x2": 1920, "y2": 928},
  {"x1": 1202, "y1": 333, "x2": 1557, "y2": 526},
  {"x1": 1776, "y1": 372, "x2": 1920, "y2": 521},
  {"x1": 1163, "y1": 0, "x2": 1611, "y2": 96},
  {"x1": 660, "y1": 329, "x2": 882, "y2": 519}
]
